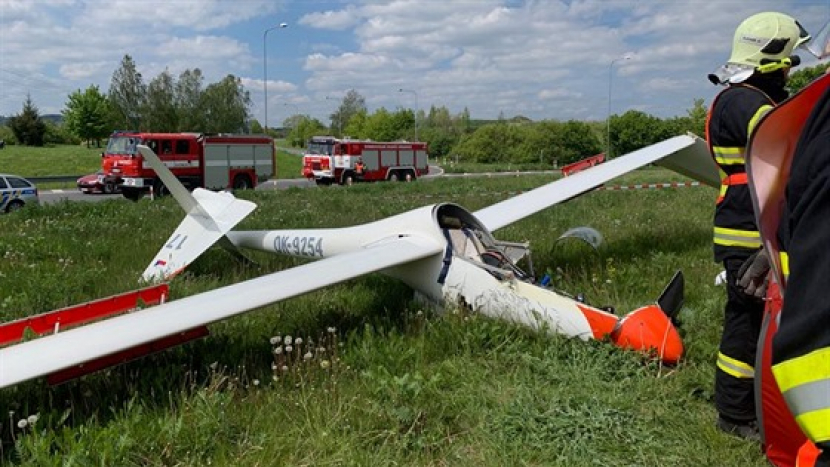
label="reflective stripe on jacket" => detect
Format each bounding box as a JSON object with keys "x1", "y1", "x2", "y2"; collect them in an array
[{"x1": 706, "y1": 85, "x2": 775, "y2": 261}]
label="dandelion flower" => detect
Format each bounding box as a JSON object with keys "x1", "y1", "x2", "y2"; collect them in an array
[
  {"x1": 271, "y1": 363, "x2": 278, "y2": 370},
  {"x1": 17, "y1": 419, "x2": 27, "y2": 429},
  {"x1": 327, "y1": 327, "x2": 336, "y2": 333},
  {"x1": 284, "y1": 335, "x2": 293, "y2": 345},
  {"x1": 304, "y1": 352, "x2": 313, "y2": 361},
  {"x1": 270, "y1": 336, "x2": 281, "y2": 345},
  {"x1": 285, "y1": 345, "x2": 293, "y2": 353},
  {"x1": 320, "y1": 360, "x2": 331, "y2": 369},
  {"x1": 253, "y1": 379, "x2": 260, "y2": 386},
  {"x1": 27, "y1": 414, "x2": 38, "y2": 425},
  {"x1": 281, "y1": 365, "x2": 289, "y2": 372},
  {"x1": 295, "y1": 337, "x2": 303, "y2": 345},
  {"x1": 209, "y1": 361, "x2": 219, "y2": 370},
  {"x1": 274, "y1": 347, "x2": 283, "y2": 355}
]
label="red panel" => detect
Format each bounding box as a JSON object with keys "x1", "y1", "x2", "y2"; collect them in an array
[
  {"x1": 46, "y1": 326, "x2": 209, "y2": 386},
  {"x1": 0, "y1": 284, "x2": 169, "y2": 346}
]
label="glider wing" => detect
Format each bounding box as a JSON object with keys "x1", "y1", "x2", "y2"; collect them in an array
[
  {"x1": 0, "y1": 235, "x2": 443, "y2": 388},
  {"x1": 474, "y1": 134, "x2": 718, "y2": 232}
]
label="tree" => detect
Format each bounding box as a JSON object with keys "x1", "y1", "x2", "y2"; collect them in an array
[
  {"x1": 63, "y1": 85, "x2": 111, "y2": 147},
  {"x1": 343, "y1": 110, "x2": 368, "y2": 139},
  {"x1": 201, "y1": 75, "x2": 251, "y2": 133},
  {"x1": 142, "y1": 69, "x2": 178, "y2": 132},
  {"x1": 330, "y1": 89, "x2": 366, "y2": 136},
  {"x1": 610, "y1": 110, "x2": 674, "y2": 157},
  {"x1": 287, "y1": 117, "x2": 326, "y2": 148},
  {"x1": 108, "y1": 55, "x2": 146, "y2": 130},
  {"x1": 8, "y1": 94, "x2": 47, "y2": 146},
  {"x1": 787, "y1": 64, "x2": 826, "y2": 94},
  {"x1": 176, "y1": 68, "x2": 205, "y2": 131},
  {"x1": 362, "y1": 108, "x2": 399, "y2": 141}
]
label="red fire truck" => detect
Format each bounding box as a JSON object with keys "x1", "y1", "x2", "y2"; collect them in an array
[
  {"x1": 101, "y1": 132, "x2": 275, "y2": 200},
  {"x1": 301, "y1": 136, "x2": 429, "y2": 186}
]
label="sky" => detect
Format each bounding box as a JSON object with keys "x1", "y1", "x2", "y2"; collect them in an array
[{"x1": 1, "y1": 0, "x2": 829, "y2": 128}]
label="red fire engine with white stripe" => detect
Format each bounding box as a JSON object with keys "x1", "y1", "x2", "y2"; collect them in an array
[
  {"x1": 102, "y1": 131, "x2": 274, "y2": 200},
  {"x1": 301, "y1": 136, "x2": 429, "y2": 186}
]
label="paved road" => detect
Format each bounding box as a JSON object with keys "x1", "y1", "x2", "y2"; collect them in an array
[{"x1": 39, "y1": 165, "x2": 548, "y2": 205}]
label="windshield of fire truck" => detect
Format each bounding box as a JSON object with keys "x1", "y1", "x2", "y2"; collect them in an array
[
  {"x1": 106, "y1": 136, "x2": 140, "y2": 155},
  {"x1": 306, "y1": 141, "x2": 333, "y2": 155}
]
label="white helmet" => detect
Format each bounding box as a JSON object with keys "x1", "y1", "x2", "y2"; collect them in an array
[{"x1": 710, "y1": 12, "x2": 811, "y2": 85}]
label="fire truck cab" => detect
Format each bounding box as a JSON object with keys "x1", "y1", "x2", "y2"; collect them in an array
[
  {"x1": 103, "y1": 132, "x2": 274, "y2": 200},
  {"x1": 302, "y1": 136, "x2": 428, "y2": 186}
]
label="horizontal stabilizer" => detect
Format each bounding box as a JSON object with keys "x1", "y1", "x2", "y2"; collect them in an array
[{"x1": 141, "y1": 189, "x2": 256, "y2": 282}]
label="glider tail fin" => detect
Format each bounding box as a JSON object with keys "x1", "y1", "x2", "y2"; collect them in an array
[{"x1": 138, "y1": 145, "x2": 257, "y2": 283}]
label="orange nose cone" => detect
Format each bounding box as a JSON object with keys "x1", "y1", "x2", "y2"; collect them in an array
[{"x1": 611, "y1": 305, "x2": 683, "y2": 364}]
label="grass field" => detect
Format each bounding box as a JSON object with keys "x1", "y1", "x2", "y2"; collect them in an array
[{"x1": 0, "y1": 170, "x2": 769, "y2": 466}]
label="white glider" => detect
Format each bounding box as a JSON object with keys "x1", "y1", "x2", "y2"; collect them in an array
[{"x1": 0, "y1": 134, "x2": 718, "y2": 388}]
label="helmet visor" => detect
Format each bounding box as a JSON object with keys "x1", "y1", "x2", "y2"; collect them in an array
[
  {"x1": 803, "y1": 19, "x2": 830, "y2": 59},
  {"x1": 708, "y1": 63, "x2": 755, "y2": 85}
]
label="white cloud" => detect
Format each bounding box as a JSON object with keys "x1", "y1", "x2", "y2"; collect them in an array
[
  {"x1": 1, "y1": 0, "x2": 824, "y2": 122},
  {"x1": 59, "y1": 61, "x2": 111, "y2": 80},
  {"x1": 299, "y1": 5, "x2": 362, "y2": 30}
]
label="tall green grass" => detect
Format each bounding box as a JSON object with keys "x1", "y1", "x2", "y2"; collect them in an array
[{"x1": 0, "y1": 171, "x2": 767, "y2": 466}]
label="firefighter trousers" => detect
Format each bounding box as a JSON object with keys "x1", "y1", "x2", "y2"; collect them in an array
[{"x1": 715, "y1": 257, "x2": 766, "y2": 423}]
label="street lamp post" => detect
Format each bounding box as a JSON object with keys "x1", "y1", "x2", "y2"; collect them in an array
[
  {"x1": 262, "y1": 22, "x2": 288, "y2": 132},
  {"x1": 398, "y1": 88, "x2": 419, "y2": 141},
  {"x1": 325, "y1": 96, "x2": 340, "y2": 136},
  {"x1": 607, "y1": 54, "x2": 631, "y2": 158}
]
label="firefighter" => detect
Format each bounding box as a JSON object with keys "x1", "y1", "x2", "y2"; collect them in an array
[
  {"x1": 355, "y1": 157, "x2": 365, "y2": 176},
  {"x1": 770, "y1": 77, "x2": 830, "y2": 467},
  {"x1": 706, "y1": 11, "x2": 810, "y2": 440}
]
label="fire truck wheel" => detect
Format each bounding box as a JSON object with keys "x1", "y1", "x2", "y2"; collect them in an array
[
  {"x1": 103, "y1": 182, "x2": 116, "y2": 194},
  {"x1": 404, "y1": 171, "x2": 414, "y2": 182},
  {"x1": 344, "y1": 175, "x2": 354, "y2": 186},
  {"x1": 123, "y1": 190, "x2": 141, "y2": 202},
  {"x1": 232, "y1": 174, "x2": 252, "y2": 190},
  {"x1": 389, "y1": 172, "x2": 400, "y2": 182},
  {"x1": 153, "y1": 179, "x2": 169, "y2": 197}
]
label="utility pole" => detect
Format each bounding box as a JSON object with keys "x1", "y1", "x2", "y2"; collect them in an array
[{"x1": 262, "y1": 22, "x2": 288, "y2": 132}]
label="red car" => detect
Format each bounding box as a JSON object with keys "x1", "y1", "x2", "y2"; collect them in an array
[{"x1": 77, "y1": 172, "x2": 121, "y2": 194}]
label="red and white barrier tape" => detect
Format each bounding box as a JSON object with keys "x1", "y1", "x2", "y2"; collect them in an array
[{"x1": 598, "y1": 181, "x2": 701, "y2": 191}]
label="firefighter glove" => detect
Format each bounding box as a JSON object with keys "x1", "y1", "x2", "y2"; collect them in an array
[{"x1": 737, "y1": 248, "x2": 771, "y2": 299}]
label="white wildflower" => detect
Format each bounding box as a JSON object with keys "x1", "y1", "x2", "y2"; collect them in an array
[
  {"x1": 17, "y1": 419, "x2": 27, "y2": 429},
  {"x1": 270, "y1": 336, "x2": 281, "y2": 345},
  {"x1": 304, "y1": 351, "x2": 313, "y2": 361},
  {"x1": 285, "y1": 345, "x2": 293, "y2": 353},
  {"x1": 294, "y1": 337, "x2": 303, "y2": 345},
  {"x1": 284, "y1": 335, "x2": 293, "y2": 345}
]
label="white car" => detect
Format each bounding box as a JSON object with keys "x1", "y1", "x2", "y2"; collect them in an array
[{"x1": 0, "y1": 174, "x2": 39, "y2": 212}]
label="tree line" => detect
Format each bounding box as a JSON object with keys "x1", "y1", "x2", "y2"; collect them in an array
[
  {"x1": 1, "y1": 61, "x2": 825, "y2": 167},
  {"x1": 2, "y1": 55, "x2": 252, "y2": 148}
]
